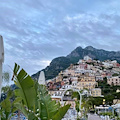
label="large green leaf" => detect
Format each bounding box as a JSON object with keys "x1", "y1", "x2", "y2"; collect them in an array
[
  {"x1": 14, "y1": 102, "x2": 28, "y2": 117},
  {"x1": 52, "y1": 104, "x2": 70, "y2": 120},
  {"x1": 13, "y1": 63, "x2": 36, "y2": 110},
  {"x1": 13, "y1": 63, "x2": 70, "y2": 120},
  {"x1": 0, "y1": 97, "x2": 14, "y2": 120},
  {"x1": 37, "y1": 85, "x2": 59, "y2": 119},
  {"x1": 1, "y1": 98, "x2": 11, "y2": 113},
  {"x1": 37, "y1": 85, "x2": 70, "y2": 120}
]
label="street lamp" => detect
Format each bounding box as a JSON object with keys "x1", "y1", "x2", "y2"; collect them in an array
[
  {"x1": 61, "y1": 88, "x2": 82, "y2": 119},
  {"x1": 103, "y1": 99, "x2": 105, "y2": 106},
  {"x1": 0, "y1": 35, "x2": 4, "y2": 98}
]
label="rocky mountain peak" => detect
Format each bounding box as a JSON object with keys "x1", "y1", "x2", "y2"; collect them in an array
[
  {"x1": 84, "y1": 46, "x2": 95, "y2": 51},
  {"x1": 75, "y1": 46, "x2": 83, "y2": 50},
  {"x1": 32, "y1": 46, "x2": 120, "y2": 80}
]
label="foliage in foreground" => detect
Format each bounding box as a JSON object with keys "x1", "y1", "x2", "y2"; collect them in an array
[
  {"x1": 0, "y1": 63, "x2": 70, "y2": 120},
  {"x1": 0, "y1": 89, "x2": 17, "y2": 120}
]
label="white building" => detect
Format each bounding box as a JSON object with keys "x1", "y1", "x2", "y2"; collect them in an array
[
  {"x1": 78, "y1": 59, "x2": 83, "y2": 64},
  {"x1": 102, "y1": 62, "x2": 113, "y2": 68},
  {"x1": 111, "y1": 60, "x2": 117, "y2": 64},
  {"x1": 84, "y1": 56, "x2": 92, "y2": 61}
]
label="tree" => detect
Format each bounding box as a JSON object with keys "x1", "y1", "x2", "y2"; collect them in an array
[
  {"x1": 1, "y1": 72, "x2": 10, "y2": 94},
  {"x1": 3, "y1": 72, "x2": 10, "y2": 83},
  {"x1": 112, "y1": 73, "x2": 119, "y2": 77}
]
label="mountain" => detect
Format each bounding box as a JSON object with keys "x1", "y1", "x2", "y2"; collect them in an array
[
  {"x1": 67, "y1": 46, "x2": 120, "y2": 63},
  {"x1": 32, "y1": 57, "x2": 71, "y2": 80},
  {"x1": 32, "y1": 46, "x2": 120, "y2": 80}
]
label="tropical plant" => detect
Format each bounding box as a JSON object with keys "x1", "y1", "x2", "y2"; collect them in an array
[
  {"x1": 0, "y1": 89, "x2": 17, "y2": 120},
  {"x1": 0, "y1": 97, "x2": 12, "y2": 120},
  {"x1": 12, "y1": 63, "x2": 70, "y2": 120}
]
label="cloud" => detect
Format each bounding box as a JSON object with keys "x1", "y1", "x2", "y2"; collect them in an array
[{"x1": 0, "y1": 0, "x2": 120, "y2": 74}]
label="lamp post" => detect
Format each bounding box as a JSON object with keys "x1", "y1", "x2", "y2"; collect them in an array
[
  {"x1": 61, "y1": 88, "x2": 82, "y2": 119},
  {"x1": 103, "y1": 99, "x2": 105, "y2": 106},
  {"x1": 103, "y1": 99, "x2": 107, "y2": 120},
  {"x1": 0, "y1": 35, "x2": 4, "y2": 120}
]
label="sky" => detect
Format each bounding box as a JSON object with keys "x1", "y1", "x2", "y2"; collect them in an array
[{"x1": 1, "y1": 0, "x2": 120, "y2": 76}]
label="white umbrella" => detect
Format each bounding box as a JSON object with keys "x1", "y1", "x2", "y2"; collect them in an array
[
  {"x1": 0, "y1": 35, "x2": 4, "y2": 99},
  {"x1": 38, "y1": 71, "x2": 45, "y2": 85}
]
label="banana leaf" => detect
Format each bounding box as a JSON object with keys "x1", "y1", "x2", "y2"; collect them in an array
[{"x1": 13, "y1": 63, "x2": 36, "y2": 110}]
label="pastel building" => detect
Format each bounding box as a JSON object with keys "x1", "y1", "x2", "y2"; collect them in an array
[
  {"x1": 107, "y1": 76, "x2": 120, "y2": 86},
  {"x1": 102, "y1": 62, "x2": 113, "y2": 68},
  {"x1": 91, "y1": 88, "x2": 102, "y2": 97},
  {"x1": 49, "y1": 90, "x2": 76, "y2": 109},
  {"x1": 63, "y1": 69, "x2": 75, "y2": 76},
  {"x1": 78, "y1": 76, "x2": 97, "y2": 90},
  {"x1": 55, "y1": 72, "x2": 63, "y2": 82},
  {"x1": 48, "y1": 90, "x2": 64, "y2": 101},
  {"x1": 61, "y1": 98, "x2": 76, "y2": 109},
  {"x1": 95, "y1": 76, "x2": 103, "y2": 81}
]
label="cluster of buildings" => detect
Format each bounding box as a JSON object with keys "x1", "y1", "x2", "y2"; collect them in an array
[{"x1": 46, "y1": 56, "x2": 120, "y2": 108}]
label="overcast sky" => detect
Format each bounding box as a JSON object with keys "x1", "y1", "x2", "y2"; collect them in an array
[{"x1": 1, "y1": 0, "x2": 120, "y2": 75}]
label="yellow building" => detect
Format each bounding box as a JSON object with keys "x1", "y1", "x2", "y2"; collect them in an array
[
  {"x1": 78, "y1": 76, "x2": 97, "y2": 90},
  {"x1": 91, "y1": 88, "x2": 102, "y2": 97},
  {"x1": 56, "y1": 71, "x2": 63, "y2": 82},
  {"x1": 76, "y1": 82, "x2": 83, "y2": 90}
]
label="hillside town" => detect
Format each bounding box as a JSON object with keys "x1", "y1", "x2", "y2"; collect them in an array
[
  {"x1": 47, "y1": 56, "x2": 120, "y2": 93},
  {"x1": 46, "y1": 56, "x2": 120, "y2": 118}
]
